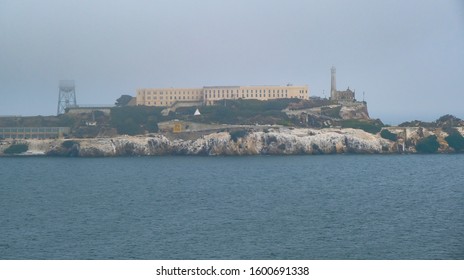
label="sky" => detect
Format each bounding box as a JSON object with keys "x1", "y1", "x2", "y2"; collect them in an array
[{"x1": 1, "y1": 0, "x2": 463, "y2": 124}]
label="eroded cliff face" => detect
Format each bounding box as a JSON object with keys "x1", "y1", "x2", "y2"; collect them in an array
[
  {"x1": 339, "y1": 103, "x2": 370, "y2": 120},
  {"x1": 0, "y1": 128, "x2": 396, "y2": 156}
]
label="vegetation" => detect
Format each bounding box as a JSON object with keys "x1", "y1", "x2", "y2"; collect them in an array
[
  {"x1": 321, "y1": 106, "x2": 341, "y2": 119},
  {"x1": 445, "y1": 130, "x2": 464, "y2": 152},
  {"x1": 115, "y1": 95, "x2": 133, "y2": 107},
  {"x1": 436, "y1": 114, "x2": 463, "y2": 128},
  {"x1": 380, "y1": 129, "x2": 398, "y2": 141},
  {"x1": 415, "y1": 135, "x2": 439, "y2": 153},
  {"x1": 4, "y1": 143, "x2": 28, "y2": 154},
  {"x1": 340, "y1": 119, "x2": 383, "y2": 134},
  {"x1": 286, "y1": 98, "x2": 337, "y2": 110},
  {"x1": 229, "y1": 130, "x2": 249, "y2": 142},
  {"x1": 62, "y1": 140, "x2": 78, "y2": 149},
  {"x1": 177, "y1": 99, "x2": 298, "y2": 125},
  {"x1": 110, "y1": 106, "x2": 162, "y2": 135},
  {"x1": 398, "y1": 120, "x2": 435, "y2": 128},
  {"x1": 399, "y1": 114, "x2": 463, "y2": 128}
]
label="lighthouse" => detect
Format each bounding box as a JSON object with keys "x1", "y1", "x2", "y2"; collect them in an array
[{"x1": 330, "y1": 66, "x2": 336, "y2": 100}]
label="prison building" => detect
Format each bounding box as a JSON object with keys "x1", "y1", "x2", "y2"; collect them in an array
[{"x1": 136, "y1": 85, "x2": 309, "y2": 107}]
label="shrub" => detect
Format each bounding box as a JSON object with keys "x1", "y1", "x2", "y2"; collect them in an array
[
  {"x1": 380, "y1": 129, "x2": 398, "y2": 141},
  {"x1": 62, "y1": 140, "x2": 78, "y2": 149},
  {"x1": 321, "y1": 106, "x2": 342, "y2": 119},
  {"x1": 340, "y1": 119, "x2": 383, "y2": 134},
  {"x1": 194, "y1": 99, "x2": 294, "y2": 125},
  {"x1": 415, "y1": 135, "x2": 439, "y2": 153},
  {"x1": 445, "y1": 131, "x2": 464, "y2": 152},
  {"x1": 110, "y1": 106, "x2": 162, "y2": 135},
  {"x1": 229, "y1": 130, "x2": 248, "y2": 142},
  {"x1": 4, "y1": 143, "x2": 28, "y2": 154}
]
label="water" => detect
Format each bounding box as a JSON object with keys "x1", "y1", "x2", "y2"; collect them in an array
[{"x1": 0, "y1": 155, "x2": 463, "y2": 259}]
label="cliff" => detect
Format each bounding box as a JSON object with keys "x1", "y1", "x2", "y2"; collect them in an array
[
  {"x1": 1, "y1": 126, "x2": 462, "y2": 157},
  {"x1": 0, "y1": 127, "x2": 400, "y2": 157}
]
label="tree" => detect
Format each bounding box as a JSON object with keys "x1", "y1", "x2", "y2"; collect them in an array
[
  {"x1": 115, "y1": 95, "x2": 133, "y2": 107},
  {"x1": 4, "y1": 143, "x2": 29, "y2": 154},
  {"x1": 380, "y1": 129, "x2": 397, "y2": 141},
  {"x1": 445, "y1": 131, "x2": 464, "y2": 152}
]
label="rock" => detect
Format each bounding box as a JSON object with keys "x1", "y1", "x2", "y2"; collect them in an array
[
  {"x1": 339, "y1": 102, "x2": 370, "y2": 120},
  {"x1": 1, "y1": 126, "x2": 461, "y2": 156}
]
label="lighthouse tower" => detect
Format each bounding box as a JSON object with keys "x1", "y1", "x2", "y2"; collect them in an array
[{"x1": 330, "y1": 66, "x2": 336, "y2": 100}]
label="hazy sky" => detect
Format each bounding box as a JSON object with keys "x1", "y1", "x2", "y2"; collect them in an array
[{"x1": 1, "y1": 0, "x2": 463, "y2": 124}]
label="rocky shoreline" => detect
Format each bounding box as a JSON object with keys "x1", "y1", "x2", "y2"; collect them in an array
[{"x1": 1, "y1": 126, "x2": 462, "y2": 157}]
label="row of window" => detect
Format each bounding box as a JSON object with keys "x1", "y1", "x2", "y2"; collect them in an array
[
  {"x1": 145, "y1": 95, "x2": 201, "y2": 101},
  {"x1": 140, "y1": 91, "x2": 202, "y2": 95},
  {"x1": 146, "y1": 101, "x2": 174, "y2": 106},
  {"x1": 205, "y1": 88, "x2": 291, "y2": 94},
  {"x1": 0, "y1": 133, "x2": 62, "y2": 139},
  {"x1": 0, "y1": 128, "x2": 63, "y2": 133},
  {"x1": 140, "y1": 88, "x2": 307, "y2": 96},
  {"x1": 207, "y1": 93, "x2": 289, "y2": 99}
]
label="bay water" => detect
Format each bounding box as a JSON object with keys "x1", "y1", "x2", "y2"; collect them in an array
[{"x1": 1, "y1": 155, "x2": 463, "y2": 259}]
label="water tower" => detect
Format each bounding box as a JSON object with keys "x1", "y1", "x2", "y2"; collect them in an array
[{"x1": 57, "y1": 80, "x2": 77, "y2": 115}]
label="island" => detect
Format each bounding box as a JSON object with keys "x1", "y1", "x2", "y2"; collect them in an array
[{"x1": 1, "y1": 97, "x2": 463, "y2": 157}]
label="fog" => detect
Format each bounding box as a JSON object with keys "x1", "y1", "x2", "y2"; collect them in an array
[{"x1": 1, "y1": 0, "x2": 463, "y2": 124}]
